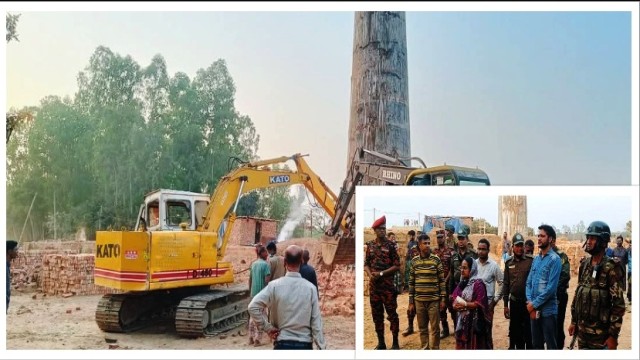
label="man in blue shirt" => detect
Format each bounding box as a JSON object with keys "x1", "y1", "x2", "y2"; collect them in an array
[
  {"x1": 7, "y1": 240, "x2": 19, "y2": 313},
  {"x1": 525, "y1": 225, "x2": 562, "y2": 349}
]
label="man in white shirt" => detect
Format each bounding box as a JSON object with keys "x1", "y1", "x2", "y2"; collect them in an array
[
  {"x1": 475, "y1": 238, "x2": 504, "y2": 348},
  {"x1": 248, "y1": 244, "x2": 326, "y2": 350}
]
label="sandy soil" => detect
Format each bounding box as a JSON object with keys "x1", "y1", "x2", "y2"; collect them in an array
[
  {"x1": 5, "y1": 291, "x2": 354, "y2": 350},
  {"x1": 363, "y1": 254, "x2": 633, "y2": 350}
]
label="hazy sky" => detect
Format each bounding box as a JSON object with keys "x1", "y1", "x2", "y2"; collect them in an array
[
  {"x1": 3, "y1": 5, "x2": 637, "y2": 193},
  {"x1": 362, "y1": 191, "x2": 633, "y2": 232}
]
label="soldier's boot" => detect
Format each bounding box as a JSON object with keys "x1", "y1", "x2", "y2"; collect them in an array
[
  {"x1": 374, "y1": 332, "x2": 386, "y2": 350},
  {"x1": 440, "y1": 319, "x2": 450, "y2": 339},
  {"x1": 402, "y1": 313, "x2": 415, "y2": 336},
  {"x1": 391, "y1": 333, "x2": 400, "y2": 350}
]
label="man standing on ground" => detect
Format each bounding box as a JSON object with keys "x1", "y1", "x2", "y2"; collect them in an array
[
  {"x1": 267, "y1": 241, "x2": 286, "y2": 281},
  {"x1": 248, "y1": 245, "x2": 271, "y2": 346},
  {"x1": 402, "y1": 234, "x2": 420, "y2": 337},
  {"x1": 248, "y1": 245, "x2": 326, "y2": 350},
  {"x1": 407, "y1": 234, "x2": 446, "y2": 350},
  {"x1": 551, "y1": 235, "x2": 571, "y2": 348},
  {"x1": 612, "y1": 235, "x2": 629, "y2": 294},
  {"x1": 502, "y1": 233, "x2": 533, "y2": 349},
  {"x1": 568, "y1": 221, "x2": 626, "y2": 350},
  {"x1": 6, "y1": 240, "x2": 18, "y2": 313},
  {"x1": 475, "y1": 238, "x2": 504, "y2": 348},
  {"x1": 525, "y1": 224, "x2": 562, "y2": 349},
  {"x1": 431, "y1": 229, "x2": 454, "y2": 339},
  {"x1": 364, "y1": 215, "x2": 401, "y2": 350}
]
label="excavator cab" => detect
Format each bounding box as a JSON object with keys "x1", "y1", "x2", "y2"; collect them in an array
[
  {"x1": 135, "y1": 189, "x2": 210, "y2": 231},
  {"x1": 406, "y1": 166, "x2": 490, "y2": 186}
]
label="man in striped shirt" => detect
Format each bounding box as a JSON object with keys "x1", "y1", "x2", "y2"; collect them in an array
[{"x1": 407, "y1": 234, "x2": 446, "y2": 350}]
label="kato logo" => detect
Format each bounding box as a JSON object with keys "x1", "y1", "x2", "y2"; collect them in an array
[
  {"x1": 382, "y1": 170, "x2": 402, "y2": 180},
  {"x1": 124, "y1": 250, "x2": 138, "y2": 260},
  {"x1": 96, "y1": 243, "x2": 121, "y2": 258},
  {"x1": 269, "y1": 175, "x2": 290, "y2": 184}
]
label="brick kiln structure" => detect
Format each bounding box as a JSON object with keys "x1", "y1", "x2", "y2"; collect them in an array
[{"x1": 227, "y1": 216, "x2": 278, "y2": 247}]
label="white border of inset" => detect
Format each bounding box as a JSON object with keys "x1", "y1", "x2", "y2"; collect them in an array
[{"x1": 356, "y1": 185, "x2": 638, "y2": 359}]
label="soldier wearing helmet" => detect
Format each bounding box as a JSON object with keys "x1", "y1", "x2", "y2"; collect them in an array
[{"x1": 568, "y1": 221, "x2": 627, "y2": 349}]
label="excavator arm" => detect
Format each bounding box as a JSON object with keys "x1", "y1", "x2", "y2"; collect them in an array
[{"x1": 197, "y1": 153, "x2": 345, "y2": 260}]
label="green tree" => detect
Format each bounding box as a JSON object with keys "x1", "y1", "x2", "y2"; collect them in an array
[
  {"x1": 6, "y1": 46, "x2": 261, "y2": 241},
  {"x1": 6, "y1": 13, "x2": 20, "y2": 43}
]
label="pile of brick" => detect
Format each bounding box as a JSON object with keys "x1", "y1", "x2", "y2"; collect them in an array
[
  {"x1": 40, "y1": 254, "x2": 121, "y2": 296},
  {"x1": 318, "y1": 265, "x2": 355, "y2": 317},
  {"x1": 9, "y1": 249, "x2": 81, "y2": 292},
  {"x1": 8, "y1": 240, "x2": 122, "y2": 296}
]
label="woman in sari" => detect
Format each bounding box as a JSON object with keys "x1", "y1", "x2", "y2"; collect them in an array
[{"x1": 451, "y1": 256, "x2": 492, "y2": 349}]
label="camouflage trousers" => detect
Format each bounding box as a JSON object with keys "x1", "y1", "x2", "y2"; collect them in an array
[
  {"x1": 370, "y1": 288, "x2": 399, "y2": 334},
  {"x1": 576, "y1": 325, "x2": 610, "y2": 349}
]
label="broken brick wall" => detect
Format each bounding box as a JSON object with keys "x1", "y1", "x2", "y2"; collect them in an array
[{"x1": 228, "y1": 217, "x2": 278, "y2": 247}]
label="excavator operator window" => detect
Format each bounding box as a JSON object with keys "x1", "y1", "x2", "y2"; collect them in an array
[
  {"x1": 166, "y1": 201, "x2": 192, "y2": 227},
  {"x1": 148, "y1": 202, "x2": 160, "y2": 227},
  {"x1": 408, "y1": 174, "x2": 431, "y2": 186}
]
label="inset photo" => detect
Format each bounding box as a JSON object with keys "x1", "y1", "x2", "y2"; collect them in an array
[{"x1": 356, "y1": 186, "x2": 635, "y2": 355}]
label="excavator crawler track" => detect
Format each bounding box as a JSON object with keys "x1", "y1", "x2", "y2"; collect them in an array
[
  {"x1": 175, "y1": 287, "x2": 250, "y2": 338},
  {"x1": 95, "y1": 292, "x2": 173, "y2": 333},
  {"x1": 95, "y1": 286, "x2": 210, "y2": 334}
]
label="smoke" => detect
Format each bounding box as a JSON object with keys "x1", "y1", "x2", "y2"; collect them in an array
[{"x1": 276, "y1": 186, "x2": 307, "y2": 242}]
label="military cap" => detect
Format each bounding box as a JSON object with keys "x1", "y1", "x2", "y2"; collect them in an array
[
  {"x1": 512, "y1": 233, "x2": 525, "y2": 246},
  {"x1": 372, "y1": 215, "x2": 386, "y2": 229}
]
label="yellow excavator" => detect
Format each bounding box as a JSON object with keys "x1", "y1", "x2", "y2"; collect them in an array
[
  {"x1": 94, "y1": 148, "x2": 490, "y2": 338},
  {"x1": 94, "y1": 153, "x2": 346, "y2": 338}
]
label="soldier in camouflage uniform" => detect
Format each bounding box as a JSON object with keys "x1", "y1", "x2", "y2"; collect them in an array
[
  {"x1": 448, "y1": 228, "x2": 478, "y2": 325},
  {"x1": 444, "y1": 224, "x2": 456, "y2": 250},
  {"x1": 569, "y1": 221, "x2": 627, "y2": 350},
  {"x1": 432, "y1": 229, "x2": 455, "y2": 339},
  {"x1": 460, "y1": 224, "x2": 474, "y2": 250},
  {"x1": 551, "y1": 236, "x2": 571, "y2": 349},
  {"x1": 365, "y1": 216, "x2": 401, "y2": 349}
]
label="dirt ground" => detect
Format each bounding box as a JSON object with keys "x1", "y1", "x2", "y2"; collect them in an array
[
  {"x1": 363, "y1": 253, "x2": 633, "y2": 350},
  {"x1": 5, "y1": 292, "x2": 353, "y2": 350}
]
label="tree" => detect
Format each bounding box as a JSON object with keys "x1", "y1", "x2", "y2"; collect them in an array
[
  {"x1": 5, "y1": 46, "x2": 260, "y2": 241},
  {"x1": 6, "y1": 13, "x2": 20, "y2": 43}
]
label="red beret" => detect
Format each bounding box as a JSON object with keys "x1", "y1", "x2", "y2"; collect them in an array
[{"x1": 372, "y1": 215, "x2": 386, "y2": 229}]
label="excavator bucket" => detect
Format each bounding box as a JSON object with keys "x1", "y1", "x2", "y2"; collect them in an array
[{"x1": 319, "y1": 233, "x2": 355, "y2": 266}]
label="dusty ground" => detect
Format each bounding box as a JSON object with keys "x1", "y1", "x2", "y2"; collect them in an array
[
  {"x1": 5, "y1": 292, "x2": 353, "y2": 350},
  {"x1": 363, "y1": 253, "x2": 633, "y2": 350}
]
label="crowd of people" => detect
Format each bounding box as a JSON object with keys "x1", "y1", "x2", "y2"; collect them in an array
[{"x1": 364, "y1": 216, "x2": 631, "y2": 350}]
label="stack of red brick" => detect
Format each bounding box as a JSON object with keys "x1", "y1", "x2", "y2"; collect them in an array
[{"x1": 40, "y1": 254, "x2": 121, "y2": 296}]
